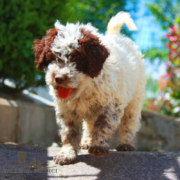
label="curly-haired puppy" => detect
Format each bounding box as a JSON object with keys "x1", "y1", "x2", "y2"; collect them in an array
[{"x1": 32, "y1": 12, "x2": 146, "y2": 165}]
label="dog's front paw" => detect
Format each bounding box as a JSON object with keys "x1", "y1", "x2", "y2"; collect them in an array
[
  {"x1": 53, "y1": 152, "x2": 76, "y2": 165},
  {"x1": 116, "y1": 144, "x2": 135, "y2": 151},
  {"x1": 89, "y1": 146, "x2": 109, "y2": 157}
]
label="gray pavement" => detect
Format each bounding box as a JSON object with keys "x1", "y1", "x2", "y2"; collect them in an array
[{"x1": 0, "y1": 144, "x2": 180, "y2": 180}]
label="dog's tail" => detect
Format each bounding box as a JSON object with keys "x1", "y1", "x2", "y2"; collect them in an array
[{"x1": 106, "y1": 12, "x2": 137, "y2": 35}]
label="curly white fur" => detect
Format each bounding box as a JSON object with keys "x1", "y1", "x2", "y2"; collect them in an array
[{"x1": 45, "y1": 12, "x2": 145, "y2": 165}]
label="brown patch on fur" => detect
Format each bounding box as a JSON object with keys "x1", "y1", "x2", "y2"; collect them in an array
[
  {"x1": 68, "y1": 121, "x2": 75, "y2": 127},
  {"x1": 72, "y1": 111, "x2": 77, "y2": 116},
  {"x1": 32, "y1": 28, "x2": 58, "y2": 70},
  {"x1": 89, "y1": 146, "x2": 109, "y2": 157},
  {"x1": 94, "y1": 114, "x2": 108, "y2": 130},
  {"x1": 129, "y1": 114, "x2": 132, "y2": 119},
  {"x1": 60, "y1": 128, "x2": 79, "y2": 142},
  {"x1": 101, "y1": 129, "x2": 106, "y2": 134},
  {"x1": 105, "y1": 138, "x2": 111, "y2": 144},
  {"x1": 69, "y1": 130, "x2": 79, "y2": 139},
  {"x1": 94, "y1": 114, "x2": 113, "y2": 132},
  {"x1": 116, "y1": 144, "x2": 135, "y2": 151},
  {"x1": 60, "y1": 114, "x2": 64, "y2": 118},
  {"x1": 70, "y1": 28, "x2": 109, "y2": 78},
  {"x1": 112, "y1": 114, "x2": 118, "y2": 121},
  {"x1": 99, "y1": 140, "x2": 104, "y2": 144},
  {"x1": 63, "y1": 125, "x2": 81, "y2": 147}
]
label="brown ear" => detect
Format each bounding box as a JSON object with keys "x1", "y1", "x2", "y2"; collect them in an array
[
  {"x1": 70, "y1": 29, "x2": 109, "y2": 78},
  {"x1": 32, "y1": 28, "x2": 58, "y2": 70}
]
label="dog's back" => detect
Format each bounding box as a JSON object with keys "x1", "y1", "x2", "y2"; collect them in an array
[{"x1": 101, "y1": 12, "x2": 145, "y2": 104}]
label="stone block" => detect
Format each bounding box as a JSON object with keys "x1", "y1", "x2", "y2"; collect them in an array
[
  {"x1": 0, "y1": 98, "x2": 18, "y2": 142},
  {"x1": 0, "y1": 98, "x2": 58, "y2": 146}
]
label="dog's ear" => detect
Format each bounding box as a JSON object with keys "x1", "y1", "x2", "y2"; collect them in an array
[
  {"x1": 32, "y1": 28, "x2": 58, "y2": 71},
  {"x1": 70, "y1": 29, "x2": 109, "y2": 78}
]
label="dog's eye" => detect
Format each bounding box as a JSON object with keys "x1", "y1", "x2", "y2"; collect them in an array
[
  {"x1": 57, "y1": 58, "x2": 64, "y2": 63},
  {"x1": 56, "y1": 58, "x2": 65, "y2": 67},
  {"x1": 51, "y1": 60, "x2": 57, "y2": 64}
]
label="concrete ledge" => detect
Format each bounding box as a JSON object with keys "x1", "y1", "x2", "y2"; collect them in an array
[
  {"x1": 1, "y1": 97, "x2": 180, "y2": 151},
  {"x1": 112, "y1": 111, "x2": 180, "y2": 151},
  {"x1": 137, "y1": 111, "x2": 180, "y2": 151},
  {"x1": 0, "y1": 144, "x2": 180, "y2": 180},
  {"x1": 0, "y1": 98, "x2": 59, "y2": 146}
]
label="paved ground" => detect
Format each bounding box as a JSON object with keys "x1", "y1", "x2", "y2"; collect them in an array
[{"x1": 0, "y1": 144, "x2": 180, "y2": 180}]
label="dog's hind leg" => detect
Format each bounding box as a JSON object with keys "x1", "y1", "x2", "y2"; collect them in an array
[{"x1": 116, "y1": 80, "x2": 145, "y2": 151}]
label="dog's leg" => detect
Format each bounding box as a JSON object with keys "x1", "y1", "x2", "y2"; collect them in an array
[
  {"x1": 88, "y1": 103, "x2": 122, "y2": 157},
  {"x1": 81, "y1": 121, "x2": 92, "y2": 149},
  {"x1": 116, "y1": 83, "x2": 145, "y2": 151},
  {"x1": 53, "y1": 113, "x2": 82, "y2": 165}
]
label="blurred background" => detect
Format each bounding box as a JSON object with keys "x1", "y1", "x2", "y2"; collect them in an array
[{"x1": 0, "y1": 0, "x2": 180, "y2": 151}]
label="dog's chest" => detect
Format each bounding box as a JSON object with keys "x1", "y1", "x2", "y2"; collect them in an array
[{"x1": 68, "y1": 93, "x2": 102, "y2": 119}]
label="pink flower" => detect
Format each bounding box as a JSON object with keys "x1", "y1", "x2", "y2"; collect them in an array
[
  {"x1": 158, "y1": 74, "x2": 170, "y2": 91},
  {"x1": 166, "y1": 43, "x2": 172, "y2": 50},
  {"x1": 165, "y1": 62, "x2": 170, "y2": 69},
  {"x1": 169, "y1": 53, "x2": 173, "y2": 60},
  {"x1": 169, "y1": 24, "x2": 178, "y2": 33},
  {"x1": 169, "y1": 35, "x2": 178, "y2": 42}
]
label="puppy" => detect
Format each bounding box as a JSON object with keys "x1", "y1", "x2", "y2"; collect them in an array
[{"x1": 32, "y1": 12, "x2": 145, "y2": 165}]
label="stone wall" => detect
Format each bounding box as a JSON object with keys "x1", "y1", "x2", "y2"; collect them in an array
[
  {"x1": 1, "y1": 97, "x2": 180, "y2": 151},
  {"x1": 111, "y1": 111, "x2": 180, "y2": 151},
  {"x1": 0, "y1": 98, "x2": 58, "y2": 146},
  {"x1": 137, "y1": 111, "x2": 180, "y2": 151}
]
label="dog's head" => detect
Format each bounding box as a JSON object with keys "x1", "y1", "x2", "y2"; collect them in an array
[{"x1": 32, "y1": 22, "x2": 109, "y2": 100}]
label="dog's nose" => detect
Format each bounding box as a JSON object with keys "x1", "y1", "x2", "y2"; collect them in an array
[{"x1": 55, "y1": 74, "x2": 67, "y2": 84}]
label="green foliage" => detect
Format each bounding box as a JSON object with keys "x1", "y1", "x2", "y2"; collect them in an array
[
  {"x1": 146, "y1": 0, "x2": 180, "y2": 30},
  {"x1": 145, "y1": 0, "x2": 180, "y2": 62},
  {"x1": 0, "y1": 0, "x2": 75, "y2": 91},
  {"x1": 145, "y1": 75, "x2": 159, "y2": 99},
  {"x1": 143, "y1": 75, "x2": 158, "y2": 111},
  {"x1": 75, "y1": 0, "x2": 138, "y2": 36},
  {"x1": 0, "y1": 0, "x2": 138, "y2": 92},
  {"x1": 143, "y1": 47, "x2": 169, "y2": 63}
]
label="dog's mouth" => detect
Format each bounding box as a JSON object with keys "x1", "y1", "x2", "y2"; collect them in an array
[{"x1": 58, "y1": 86, "x2": 73, "y2": 99}]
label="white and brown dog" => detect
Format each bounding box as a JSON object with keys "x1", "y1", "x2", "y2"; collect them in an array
[{"x1": 33, "y1": 12, "x2": 145, "y2": 165}]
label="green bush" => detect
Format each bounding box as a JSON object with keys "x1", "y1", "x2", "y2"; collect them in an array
[{"x1": 0, "y1": 0, "x2": 137, "y2": 92}]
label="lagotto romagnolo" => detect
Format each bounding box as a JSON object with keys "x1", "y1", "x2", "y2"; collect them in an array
[{"x1": 32, "y1": 12, "x2": 146, "y2": 165}]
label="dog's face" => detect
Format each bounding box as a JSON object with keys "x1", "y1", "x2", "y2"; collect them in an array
[{"x1": 32, "y1": 22, "x2": 109, "y2": 100}]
